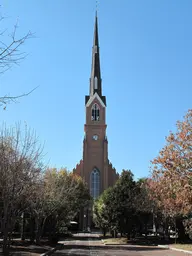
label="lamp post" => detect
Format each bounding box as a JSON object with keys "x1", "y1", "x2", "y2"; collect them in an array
[
  {"x1": 84, "y1": 214, "x2": 86, "y2": 231},
  {"x1": 21, "y1": 212, "x2": 25, "y2": 241}
]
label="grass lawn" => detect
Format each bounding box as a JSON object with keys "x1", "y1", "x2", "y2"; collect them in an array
[
  {"x1": 103, "y1": 237, "x2": 128, "y2": 245},
  {"x1": 171, "y1": 244, "x2": 192, "y2": 251}
]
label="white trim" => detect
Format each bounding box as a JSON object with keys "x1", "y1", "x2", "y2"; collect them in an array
[
  {"x1": 86, "y1": 92, "x2": 105, "y2": 108},
  {"x1": 94, "y1": 77, "x2": 98, "y2": 89}
]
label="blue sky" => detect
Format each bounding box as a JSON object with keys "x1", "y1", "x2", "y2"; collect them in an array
[{"x1": 1, "y1": 0, "x2": 192, "y2": 179}]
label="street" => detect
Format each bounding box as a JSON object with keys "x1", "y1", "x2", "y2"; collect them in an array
[{"x1": 53, "y1": 233, "x2": 187, "y2": 256}]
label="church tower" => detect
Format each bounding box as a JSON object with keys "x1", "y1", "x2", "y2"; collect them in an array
[{"x1": 73, "y1": 13, "x2": 118, "y2": 201}]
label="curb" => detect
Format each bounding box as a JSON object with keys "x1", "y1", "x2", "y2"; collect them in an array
[
  {"x1": 158, "y1": 245, "x2": 192, "y2": 255},
  {"x1": 40, "y1": 244, "x2": 64, "y2": 256},
  {"x1": 101, "y1": 240, "x2": 128, "y2": 249},
  {"x1": 101, "y1": 239, "x2": 121, "y2": 246},
  {"x1": 169, "y1": 247, "x2": 192, "y2": 255},
  {"x1": 157, "y1": 245, "x2": 169, "y2": 249}
]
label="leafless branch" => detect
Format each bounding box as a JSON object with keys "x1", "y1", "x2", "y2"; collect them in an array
[
  {"x1": 0, "y1": 86, "x2": 39, "y2": 108},
  {"x1": 0, "y1": 13, "x2": 36, "y2": 108}
]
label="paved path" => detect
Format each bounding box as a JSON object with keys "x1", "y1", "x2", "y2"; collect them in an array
[{"x1": 53, "y1": 233, "x2": 189, "y2": 256}]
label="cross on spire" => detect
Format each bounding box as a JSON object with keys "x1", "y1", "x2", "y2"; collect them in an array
[{"x1": 96, "y1": 0, "x2": 98, "y2": 13}]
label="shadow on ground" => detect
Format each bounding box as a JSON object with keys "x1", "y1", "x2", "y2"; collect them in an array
[
  {"x1": 66, "y1": 234, "x2": 165, "y2": 246},
  {"x1": 63, "y1": 235, "x2": 99, "y2": 241},
  {"x1": 10, "y1": 245, "x2": 48, "y2": 254},
  {"x1": 58, "y1": 244, "x2": 167, "y2": 251},
  {"x1": 0, "y1": 240, "x2": 55, "y2": 256},
  {"x1": 100, "y1": 235, "x2": 192, "y2": 246}
]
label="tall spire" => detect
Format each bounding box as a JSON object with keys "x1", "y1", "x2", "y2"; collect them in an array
[
  {"x1": 85, "y1": 11, "x2": 106, "y2": 106},
  {"x1": 93, "y1": 11, "x2": 99, "y2": 51},
  {"x1": 90, "y1": 12, "x2": 102, "y2": 96}
]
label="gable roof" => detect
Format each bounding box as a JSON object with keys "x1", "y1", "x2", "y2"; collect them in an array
[{"x1": 85, "y1": 92, "x2": 106, "y2": 108}]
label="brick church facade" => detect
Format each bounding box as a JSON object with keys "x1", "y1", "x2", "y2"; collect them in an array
[{"x1": 73, "y1": 13, "x2": 119, "y2": 229}]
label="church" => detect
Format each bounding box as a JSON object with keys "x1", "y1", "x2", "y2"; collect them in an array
[{"x1": 73, "y1": 12, "x2": 119, "y2": 229}]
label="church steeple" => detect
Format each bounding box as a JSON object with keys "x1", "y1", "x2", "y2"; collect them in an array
[
  {"x1": 90, "y1": 12, "x2": 102, "y2": 97},
  {"x1": 73, "y1": 5, "x2": 119, "y2": 230},
  {"x1": 86, "y1": 12, "x2": 106, "y2": 106}
]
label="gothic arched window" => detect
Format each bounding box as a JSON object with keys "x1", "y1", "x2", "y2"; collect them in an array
[
  {"x1": 90, "y1": 168, "x2": 100, "y2": 199},
  {"x1": 91, "y1": 103, "x2": 100, "y2": 121}
]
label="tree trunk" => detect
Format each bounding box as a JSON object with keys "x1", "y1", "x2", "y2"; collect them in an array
[
  {"x1": 35, "y1": 218, "x2": 41, "y2": 244},
  {"x1": 30, "y1": 217, "x2": 35, "y2": 243},
  {"x1": 176, "y1": 218, "x2": 187, "y2": 241},
  {"x1": 164, "y1": 217, "x2": 169, "y2": 241},
  {"x1": 48, "y1": 217, "x2": 58, "y2": 243},
  {"x1": 174, "y1": 218, "x2": 177, "y2": 244},
  {"x1": 2, "y1": 207, "x2": 10, "y2": 256},
  {"x1": 35, "y1": 217, "x2": 46, "y2": 244},
  {"x1": 103, "y1": 228, "x2": 106, "y2": 237},
  {"x1": 144, "y1": 223, "x2": 148, "y2": 238},
  {"x1": 3, "y1": 224, "x2": 9, "y2": 256}
]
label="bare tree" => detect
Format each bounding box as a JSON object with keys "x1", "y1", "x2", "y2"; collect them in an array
[
  {"x1": 0, "y1": 11, "x2": 35, "y2": 108},
  {"x1": 0, "y1": 124, "x2": 44, "y2": 255}
]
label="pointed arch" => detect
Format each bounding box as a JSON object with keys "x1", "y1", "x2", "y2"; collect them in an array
[
  {"x1": 91, "y1": 103, "x2": 100, "y2": 121},
  {"x1": 90, "y1": 168, "x2": 100, "y2": 199}
]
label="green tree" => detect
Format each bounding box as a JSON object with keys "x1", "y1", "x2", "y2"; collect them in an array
[
  {"x1": 114, "y1": 170, "x2": 137, "y2": 238},
  {"x1": 29, "y1": 168, "x2": 90, "y2": 243},
  {"x1": 93, "y1": 170, "x2": 138, "y2": 238},
  {"x1": 134, "y1": 178, "x2": 155, "y2": 237},
  {"x1": 93, "y1": 187, "x2": 114, "y2": 236}
]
